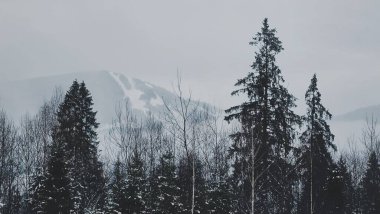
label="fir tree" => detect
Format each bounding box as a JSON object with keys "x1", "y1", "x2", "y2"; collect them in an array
[
  {"x1": 297, "y1": 74, "x2": 335, "y2": 214},
  {"x1": 338, "y1": 157, "x2": 354, "y2": 213},
  {"x1": 325, "y1": 157, "x2": 354, "y2": 214},
  {"x1": 339, "y1": 157, "x2": 354, "y2": 213},
  {"x1": 30, "y1": 80, "x2": 105, "y2": 214},
  {"x1": 125, "y1": 148, "x2": 146, "y2": 214},
  {"x1": 151, "y1": 151, "x2": 180, "y2": 214},
  {"x1": 225, "y1": 18, "x2": 300, "y2": 213},
  {"x1": 325, "y1": 163, "x2": 344, "y2": 214},
  {"x1": 30, "y1": 137, "x2": 70, "y2": 214},
  {"x1": 109, "y1": 158, "x2": 128, "y2": 214},
  {"x1": 62, "y1": 81, "x2": 105, "y2": 213},
  {"x1": 361, "y1": 151, "x2": 380, "y2": 214}
]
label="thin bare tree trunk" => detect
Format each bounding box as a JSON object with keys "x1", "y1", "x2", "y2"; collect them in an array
[
  {"x1": 192, "y1": 150, "x2": 195, "y2": 214},
  {"x1": 310, "y1": 147, "x2": 313, "y2": 214},
  {"x1": 251, "y1": 136, "x2": 255, "y2": 214}
]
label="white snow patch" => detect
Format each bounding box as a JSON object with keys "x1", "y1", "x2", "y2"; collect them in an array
[
  {"x1": 108, "y1": 71, "x2": 147, "y2": 112},
  {"x1": 150, "y1": 95, "x2": 163, "y2": 106},
  {"x1": 145, "y1": 82, "x2": 154, "y2": 88}
]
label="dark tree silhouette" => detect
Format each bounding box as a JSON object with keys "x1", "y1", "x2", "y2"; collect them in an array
[
  {"x1": 297, "y1": 74, "x2": 335, "y2": 214},
  {"x1": 361, "y1": 151, "x2": 380, "y2": 214},
  {"x1": 225, "y1": 18, "x2": 301, "y2": 213}
]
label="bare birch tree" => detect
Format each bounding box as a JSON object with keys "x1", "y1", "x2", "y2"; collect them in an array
[{"x1": 162, "y1": 73, "x2": 200, "y2": 214}]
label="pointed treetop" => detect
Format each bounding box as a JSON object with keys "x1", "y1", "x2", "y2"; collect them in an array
[
  {"x1": 249, "y1": 18, "x2": 283, "y2": 54},
  {"x1": 262, "y1": 18, "x2": 269, "y2": 32},
  {"x1": 303, "y1": 73, "x2": 335, "y2": 151},
  {"x1": 311, "y1": 73, "x2": 317, "y2": 84},
  {"x1": 306, "y1": 73, "x2": 332, "y2": 119}
]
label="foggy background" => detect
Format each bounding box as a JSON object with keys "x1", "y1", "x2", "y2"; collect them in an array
[{"x1": 1, "y1": 0, "x2": 379, "y2": 115}]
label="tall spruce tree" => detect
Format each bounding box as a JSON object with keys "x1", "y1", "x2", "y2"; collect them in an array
[
  {"x1": 151, "y1": 151, "x2": 180, "y2": 213},
  {"x1": 325, "y1": 163, "x2": 344, "y2": 214},
  {"x1": 297, "y1": 74, "x2": 335, "y2": 214},
  {"x1": 30, "y1": 80, "x2": 105, "y2": 213},
  {"x1": 125, "y1": 148, "x2": 146, "y2": 214},
  {"x1": 324, "y1": 157, "x2": 354, "y2": 214},
  {"x1": 29, "y1": 124, "x2": 70, "y2": 214},
  {"x1": 337, "y1": 157, "x2": 354, "y2": 213},
  {"x1": 225, "y1": 18, "x2": 300, "y2": 213},
  {"x1": 109, "y1": 158, "x2": 128, "y2": 214},
  {"x1": 361, "y1": 151, "x2": 380, "y2": 214}
]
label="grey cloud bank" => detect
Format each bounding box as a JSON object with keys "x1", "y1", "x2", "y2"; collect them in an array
[{"x1": 0, "y1": 0, "x2": 379, "y2": 115}]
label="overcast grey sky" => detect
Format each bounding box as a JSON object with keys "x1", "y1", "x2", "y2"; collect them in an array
[{"x1": 1, "y1": 0, "x2": 380, "y2": 115}]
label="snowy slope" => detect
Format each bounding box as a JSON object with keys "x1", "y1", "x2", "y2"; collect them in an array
[
  {"x1": 0, "y1": 71, "x2": 176, "y2": 125},
  {"x1": 0, "y1": 71, "x2": 371, "y2": 152}
]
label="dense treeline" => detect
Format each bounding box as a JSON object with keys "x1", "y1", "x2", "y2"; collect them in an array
[{"x1": 1, "y1": 18, "x2": 380, "y2": 214}]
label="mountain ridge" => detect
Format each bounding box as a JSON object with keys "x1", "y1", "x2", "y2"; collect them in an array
[
  {"x1": 0, "y1": 71, "x2": 181, "y2": 124},
  {"x1": 334, "y1": 104, "x2": 380, "y2": 121}
]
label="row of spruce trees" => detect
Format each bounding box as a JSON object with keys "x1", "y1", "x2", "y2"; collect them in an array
[{"x1": 1, "y1": 18, "x2": 380, "y2": 214}]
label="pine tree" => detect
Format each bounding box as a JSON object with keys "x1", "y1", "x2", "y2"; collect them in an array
[
  {"x1": 325, "y1": 163, "x2": 344, "y2": 214},
  {"x1": 225, "y1": 18, "x2": 300, "y2": 213},
  {"x1": 30, "y1": 137, "x2": 70, "y2": 214},
  {"x1": 151, "y1": 151, "x2": 180, "y2": 213},
  {"x1": 108, "y1": 158, "x2": 128, "y2": 214},
  {"x1": 325, "y1": 157, "x2": 354, "y2": 214},
  {"x1": 30, "y1": 80, "x2": 105, "y2": 213},
  {"x1": 338, "y1": 157, "x2": 354, "y2": 213},
  {"x1": 297, "y1": 74, "x2": 335, "y2": 214},
  {"x1": 125, "y1": 148, "x2": 146, "y2": 214},
  {"x1": 361, "y1": 151, "x2": 380, "y2": 214},
  {"x1": 63, "y1": 81, "x2": 105, "y2": 213}
]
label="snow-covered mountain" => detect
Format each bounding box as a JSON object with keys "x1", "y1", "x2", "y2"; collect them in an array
[
  {"x1": 1, "y1": 71, "x2": 376, "y2": 152},
  {"x1": 0, "y1": 71, "x2": 180, "y2": 124}
]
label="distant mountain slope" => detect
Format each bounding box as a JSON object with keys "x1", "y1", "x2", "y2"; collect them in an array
[
  {"x1": 334, "y1": 104, "x2": 380, "y2": 121},
  {"x1": 0, "y1": 71, "x2": 376, "y2": 152},
  {"x1": 0, "y1": 71, "x2": 183, "y2": 124}
]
